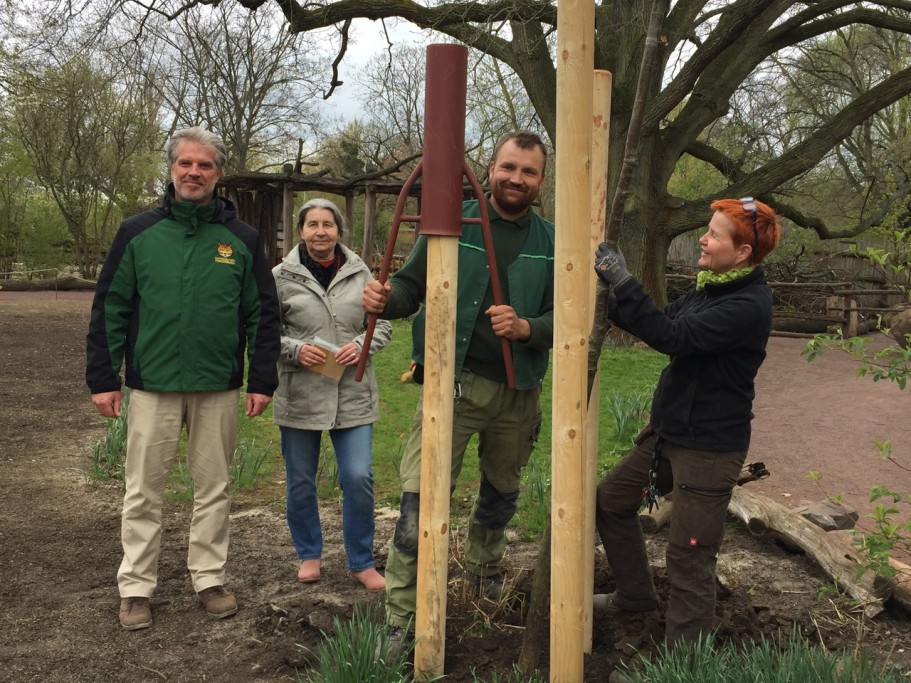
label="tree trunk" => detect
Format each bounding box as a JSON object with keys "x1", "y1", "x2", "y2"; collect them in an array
[{"x1": 518, "y1": 516, "x2": 551, "y2": 675}]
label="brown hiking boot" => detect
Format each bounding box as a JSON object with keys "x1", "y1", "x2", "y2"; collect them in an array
[
  {"x1": 198, "y1": 586, "x2": 238, "y2": 619},
  {"x1": 119, "y1": 597, "x2": 152, "y2": 630}
]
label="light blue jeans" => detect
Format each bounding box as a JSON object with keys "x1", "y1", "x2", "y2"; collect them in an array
[{"x1": 280, "y1": 424, "x2": 377, "y2": 571}]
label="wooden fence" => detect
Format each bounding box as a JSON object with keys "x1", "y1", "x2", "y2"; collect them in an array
[{"x1": 668, "y1": 275, "x2": 907, "y2": 338}]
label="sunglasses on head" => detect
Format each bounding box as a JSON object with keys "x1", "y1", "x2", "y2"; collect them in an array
[{"x1": 739, "y1": 196, "x2": 759, "y2": 250}]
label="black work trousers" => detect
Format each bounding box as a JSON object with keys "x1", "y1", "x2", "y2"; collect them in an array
[{"x1": 595, "y1": 428, "x2": 746, "y2": 647}]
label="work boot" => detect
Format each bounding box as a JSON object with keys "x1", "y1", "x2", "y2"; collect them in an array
[
  {"x1": 592, "y1": 591, "x2": 659, "y2": 617},
  {"x1": 119, "y1": 597, "x2": 152, "y2": 631},
  {"x1": 198, "y1": 586, "x2": 238, "y2": 619},
  {"x1": 374, "y1": 625, "x2": 413, "y2": 663},
  {"x1": 463, "y1": 570, "x2": 506, "y2": 602}
]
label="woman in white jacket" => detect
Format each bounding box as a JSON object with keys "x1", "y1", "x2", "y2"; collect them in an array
[{"x1": 272, "y1": 198, "x2": 392, "y2": 590}]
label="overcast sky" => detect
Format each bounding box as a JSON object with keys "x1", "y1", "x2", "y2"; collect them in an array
[{"x1": 318, "y1": 17, "x2": 430, "y2": 121}]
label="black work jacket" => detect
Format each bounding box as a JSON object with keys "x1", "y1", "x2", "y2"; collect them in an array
[{"x1": 608, "y1": 267, "x2": 772, "y2": 452}]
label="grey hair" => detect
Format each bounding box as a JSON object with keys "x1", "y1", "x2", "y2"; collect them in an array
[
  {"x1": 297, "y1": 198, "x2": 345, "y2": 236},
  {"x1": 165, "y1": 127, "x2": 227, "y2": 169}
]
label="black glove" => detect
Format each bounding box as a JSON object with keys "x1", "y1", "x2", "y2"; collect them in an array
[{"x1": 594, "y1": 242, "x2": 632, "y2": 287}]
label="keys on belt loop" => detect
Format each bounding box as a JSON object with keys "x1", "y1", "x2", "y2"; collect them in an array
[
  {"x1": 454, "y1": 381, "x2": 462, "y2": 400},
  {"x1": 643, "y1": 436, "x2": 663, "y2": 513},
  {"x1": 643, "y1": 479, "x2": 661, "y2": 513}
]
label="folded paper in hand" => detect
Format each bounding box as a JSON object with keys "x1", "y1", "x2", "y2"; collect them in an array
[{"x1": 306, "y1": 336, "x2": 346, "y2": 382}]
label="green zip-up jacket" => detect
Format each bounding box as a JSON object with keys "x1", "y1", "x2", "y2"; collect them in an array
[
  {"x1": 382, "y1": 199, "x2": 555, "y2": 390},
  {"x1": 86, "y1": 187, "x2": 280, "y2": 396}
]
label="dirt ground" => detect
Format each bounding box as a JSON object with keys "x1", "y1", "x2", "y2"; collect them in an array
[{"x1": 1, "y1": 291, "x2": 910, "y2": 682}]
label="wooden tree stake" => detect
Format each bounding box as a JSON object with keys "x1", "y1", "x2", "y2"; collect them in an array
[
  {"x1": 584, "y1": 69, "x2": 612, "y2": 654},
  {"x1": 550, "y1": 0, "x2": 595, "y2": 679}
]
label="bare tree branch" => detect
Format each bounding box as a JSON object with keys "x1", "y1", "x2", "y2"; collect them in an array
[{"x1": 323, "y1": 18, "x2": 351, "y2": 99}]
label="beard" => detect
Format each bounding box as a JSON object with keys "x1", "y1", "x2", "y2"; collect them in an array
[
  {"x1": 491, "y1": 180, "x2": 538, "y2": 215},
  {"x1": 174, "y1": 181, "x2": 214, "y2": 204}
]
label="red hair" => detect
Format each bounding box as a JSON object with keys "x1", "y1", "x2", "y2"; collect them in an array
[{"x1": 710, "y1": 198, "x2": 781, "y2": 265}]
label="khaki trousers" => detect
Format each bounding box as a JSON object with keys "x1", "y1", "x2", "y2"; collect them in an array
[{"x1": 118, "y1": 389, "x2": 239, "y2": 597}]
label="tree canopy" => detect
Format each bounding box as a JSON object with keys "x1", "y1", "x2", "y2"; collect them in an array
[
  {"x1": 76, "y1": 0, "x2": 910, "y2": 298},
  {"x1": 8, "y1": 0, "x2": 911, "y2": 297}
]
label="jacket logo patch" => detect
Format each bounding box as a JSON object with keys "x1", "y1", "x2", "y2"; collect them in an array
[{"x1": 215, "y1": 242, "x2": 236, "y2": 265}]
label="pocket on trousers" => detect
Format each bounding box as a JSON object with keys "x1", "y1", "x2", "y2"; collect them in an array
[
  {"x1": 517, "y1": 408, "x2": 543, "y2": 470},
  {"x1": 668, "y1": 482, "x2": 733, "y2": 549}
]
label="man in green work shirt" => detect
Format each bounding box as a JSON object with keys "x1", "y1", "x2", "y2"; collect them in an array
[{"x1": 363, "y1": 130, "x2": 554, "y2": 652}]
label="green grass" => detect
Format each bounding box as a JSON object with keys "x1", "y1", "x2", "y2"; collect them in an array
[
  {"x1": 297, "y1": 603, "x2": 544, "y2": 682},
  {"x1": 618, "y1": 632, "x2": 907, "y2": 682},
  {"x1": 298, "y1": 605, "x2": 432, "y2": 683},
  {"x1": 83, "y1": 389, "x2": 130, "y2": 485},
  {"x1": 292, "y1": 592, "x2": 903, "y2": 683},
  {"x1": 84, "y1": 319, "x2": 667, "y2": 541},
  {"x1": 237, "y1": 319, "x2": 666, "y2": 540}
]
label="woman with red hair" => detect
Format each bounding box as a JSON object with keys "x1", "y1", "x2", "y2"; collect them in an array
[{"x1": 592, "y1": 198, "x2": 781, "y2": 656}]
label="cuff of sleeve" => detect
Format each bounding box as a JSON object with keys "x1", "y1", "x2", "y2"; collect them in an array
[
  {"x1": 613, "y1": 275, "x2": 636, "y2": 291},
  {"x1": 523, "y1": 319, "x2": 551, "y2": 349},
  {"x1": 286, "y1": 342, "x2": 302, "y2": 365},
  {"x1": 245, "y1": 382, "x2": 275, "y2": 397},
  {"x1": 89, "y1": 381, "x2": 122, "y2": 394}
]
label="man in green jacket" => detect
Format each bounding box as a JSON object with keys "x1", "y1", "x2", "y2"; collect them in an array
[
  {"x1": 86, "y1": 126, "x2": 280, "y2": 631},
  {"x1": 363, "y1": 131, "x2": 554, "y2": 649}
]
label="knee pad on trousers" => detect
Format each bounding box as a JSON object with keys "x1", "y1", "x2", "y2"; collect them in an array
[
  {"x1": 473, "y1": 475, "x2": 519, "y2": 530},
  {"x1": 393, "y1": 492, "x2": 420, "y2": 556}
]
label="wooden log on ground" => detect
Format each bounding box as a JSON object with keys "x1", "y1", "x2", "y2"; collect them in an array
[
  {"x1": 826, "y1": 531, "x2": 911, "y2": 614},
  {"x1": 728, "y1": 487, "x2": 890, "y2": 618},
  {"x1": 638, "y1": 494, "x2": 672, "y2": 534},
  {"x1": 0, "y1": 275, "x2": 97, "y2": 291},
  {"x1": 889, "y1": 558, "x2": 911, "y2": 612},
  {"x1": 772, "y1": 316, "x2": 835, "y2": 334}
]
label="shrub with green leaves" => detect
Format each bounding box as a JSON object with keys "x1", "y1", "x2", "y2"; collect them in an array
[{"x1": 802, "y1": 235, "x2": 911, "y2": 579}]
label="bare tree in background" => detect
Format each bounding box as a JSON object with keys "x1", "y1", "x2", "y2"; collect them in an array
[
  {"x1": 12, "y1": 1, "x2": 911, "y2": 302},
  {"x1": 4, "y1": 49, "x2": 162, "y2": 277},
  {"x1": 131, "y1": 0, "x2": 911, "y2": 304},
  {"x1": 770, "y1": 25, "x2": 911, "y2": 234},
  {"x1": 134, "y1": 3, "x2": 327, "y2": 174}
]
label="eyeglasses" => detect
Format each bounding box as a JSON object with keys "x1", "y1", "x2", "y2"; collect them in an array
[{"x1": 740, "y1": 196, "x2": 759, "y2": 250}]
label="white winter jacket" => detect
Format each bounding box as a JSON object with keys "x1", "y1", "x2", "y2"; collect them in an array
[{"x1": 272, "y1": 244, "x2": 392, "y2": 430}]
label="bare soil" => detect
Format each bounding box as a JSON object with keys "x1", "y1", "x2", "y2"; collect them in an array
[{"x1": 1, "y1": 291, "x2": 910, "y2": 682}]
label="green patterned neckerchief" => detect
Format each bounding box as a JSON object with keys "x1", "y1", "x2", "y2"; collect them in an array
[{"x1": 695, "y1": 266, "x2": 755, "y2": 291}]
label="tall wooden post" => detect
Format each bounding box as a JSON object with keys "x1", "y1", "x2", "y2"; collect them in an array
[
  {"x1": 344, "y1": 192, "x2": 356, "y2": 250},
  {"x1": 414, "y1": 44, "x2": 469, "y2": 681},
  {"x1": 550, "y1": 0, "x2": 595, "y2": 680},
  {"x1": 584, "y1": 69, "x2": 612, "y2": 653},
  {"x1": 282, "y1": 179, "x2": 294, "y2": 258},
  {"x1": 362, "y1": 185, "x2": 378, "y2": 266}
]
